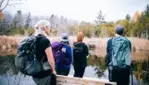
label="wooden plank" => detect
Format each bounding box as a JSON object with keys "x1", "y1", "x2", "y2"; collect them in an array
[{"x1": 56, "y1": 75, "x2": 117, "y2": 85}]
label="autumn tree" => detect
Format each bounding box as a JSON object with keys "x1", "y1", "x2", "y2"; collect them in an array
[{"x1": 79, "y1": 22, "x2": 94, "y2": 38}]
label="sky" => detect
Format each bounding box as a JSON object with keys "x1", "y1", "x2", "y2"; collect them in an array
[{"x1": 6, "y1": 0, "x2": 149, "y2": 22}]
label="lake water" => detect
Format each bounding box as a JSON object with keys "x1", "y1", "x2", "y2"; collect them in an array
[{"x1": 0, "y1": 55, "x2": 149, "y2": 85}]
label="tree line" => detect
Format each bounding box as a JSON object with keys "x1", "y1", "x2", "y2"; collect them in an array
[
  {"x1": 0, "y1": 10, "x2": 78, "y2": 36},
  {"x1": 68, "y1": 4, "x2": 149, "y2": 39},
  {"x1": 0, "y1": 4, "x2": 149, "y2": 40},
  {"x1": 94, "y1": 4, "x2": 149, "y2": 39}
]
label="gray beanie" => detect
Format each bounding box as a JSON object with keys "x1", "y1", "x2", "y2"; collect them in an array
[{"x1": 114, "y1": 25, "x2": 124, "y2": 35}]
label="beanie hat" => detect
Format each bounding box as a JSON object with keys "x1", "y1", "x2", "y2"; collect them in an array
[{"x1": 114, "y1": 25, "x2": 124, "y2": 35}]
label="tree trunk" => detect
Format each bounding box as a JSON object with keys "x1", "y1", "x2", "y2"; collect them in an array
[{"x1": 148, "y1": 29, "x2": 149, "y2": 40}]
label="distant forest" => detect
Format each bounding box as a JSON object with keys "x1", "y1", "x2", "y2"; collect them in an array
[
  {"x1": 0, "y1": 10, "x2": 79, "y2": 36},
  {"x1": 0, "y1": 4, "x2": 149, "y2": 40}
]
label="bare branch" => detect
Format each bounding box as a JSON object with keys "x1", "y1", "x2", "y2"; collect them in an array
[
  {"x1": 0, "y1": 0, "x2": 10, "y2": 12},
  {"x1": 0, "y1": 0, "x2": 5, "y2": 8}
]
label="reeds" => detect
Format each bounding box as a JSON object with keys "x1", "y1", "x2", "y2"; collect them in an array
[
  {"x1": 0, "y1": 36, "x2": 18, "y2": 57},
  {"x1": 0, "y1": 36, "x2": 149, "y2": 61}
]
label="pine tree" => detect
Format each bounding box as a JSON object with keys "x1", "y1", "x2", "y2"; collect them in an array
[
  {"x1": 125, "y1": 14, "x2": 131, "y2": 21},
  {"x1": 144, "y1": 4, "x2": 149, "y2": 18}
]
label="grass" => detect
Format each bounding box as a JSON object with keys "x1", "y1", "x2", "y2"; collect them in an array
[{"x1": 0, "y1": 36, "x2": 149, "y2": 61}]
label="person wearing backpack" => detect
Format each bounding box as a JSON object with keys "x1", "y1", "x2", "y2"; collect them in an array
[
  {"x1": 105, "y1": 25, "x2": 131, "y2": 85},
  {"x1": 73, "y1": 32, "x2": 89, "y2": 78},
  {"x1": 52, "y1": 33, "x2": 72, "y2": 76},
  {"x1": 15, "y1": 20, "x2": 56, "y2": 85}
]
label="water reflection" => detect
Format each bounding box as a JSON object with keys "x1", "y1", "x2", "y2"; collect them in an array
[
  {"x1": 131, "y1": 60, "x2": 149, "y2": 85},
  {"x1": 0, "y1": 53, "x2": 149, "y2": 85},
  {"x1": 87, "y1": 55, "x2": 107, "y2": 78},
  {"x1": 0, "y1": 56, "x2": 18, "y2": 75},
  {"x1": 0, "y1": 56, "x2": 36, "y2": 85},
  {"x1": 88, "y1": 54, "x2": 149, "y2": 85}
]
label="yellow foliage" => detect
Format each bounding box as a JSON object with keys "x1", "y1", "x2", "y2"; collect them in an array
[{"x1": 132, "y1": 11, "x2": 140, "y2": 22}]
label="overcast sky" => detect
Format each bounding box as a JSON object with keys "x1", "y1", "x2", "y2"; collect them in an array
[{"x1": 6, "y1": 0, "x2": 149, "y2": 22}]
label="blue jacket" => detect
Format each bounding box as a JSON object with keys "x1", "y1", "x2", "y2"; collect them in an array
[{"x1": 105, "y1": 38, "x2": 113, "y2": 66}]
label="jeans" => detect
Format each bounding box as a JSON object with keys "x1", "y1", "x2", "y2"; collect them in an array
[{"x1": 73, "y1": 66, "x2": 86, "y2": 78}]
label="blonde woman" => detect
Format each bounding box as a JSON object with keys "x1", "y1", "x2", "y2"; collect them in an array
[
  {"x1": 33, "y1": 20, "x2": 56, "y2": 85},
  {"x1": 73, "y1": 32, "x2": 89, "y2": 78}
]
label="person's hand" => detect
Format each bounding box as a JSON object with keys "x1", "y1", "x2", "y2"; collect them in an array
[
  {"x1": 51, "y1": 70, "x2": 57, "y2": 85},
  {"x1": 52, "y1": 70, "x2": 57, "y2": 75}
]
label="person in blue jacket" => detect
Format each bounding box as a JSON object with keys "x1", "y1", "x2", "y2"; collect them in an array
[
  {"x1": 55, "y1": 33, "x2": 72, "y2": 76},
  {"x1": 105, "y1": 25, "x2": 131, "y2": 85}
]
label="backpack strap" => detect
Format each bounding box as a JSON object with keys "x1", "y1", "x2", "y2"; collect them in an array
[
  {"x1": 111, "y1": 37, "x2": 118, "y2": 66},
  {"x1": 34, "y1": 35, "x2": 46, "y2": 63},
  {"x1": 75, "y1": 42, "x2": 85, "y2": 51}
]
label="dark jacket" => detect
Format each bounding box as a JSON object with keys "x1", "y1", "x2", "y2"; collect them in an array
[
  {"x1": 73, "y1": 42, "x2": 89, "y2": 67},
  {"x1": 105, "y1": 38, "x2": 113, "y2": 66}
]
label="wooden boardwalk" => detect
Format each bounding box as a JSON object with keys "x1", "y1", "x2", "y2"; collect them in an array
[{"x1": 56, "y1": 75, "x2": 116, "y2": 85}]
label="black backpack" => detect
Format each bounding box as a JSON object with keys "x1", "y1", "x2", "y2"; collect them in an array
[
  {"x1": 73, "y1": 42, "x2": 85, "y2": 62},
  {"x1": 15, "y1": 36, "x2": 46, "y2": 76}
]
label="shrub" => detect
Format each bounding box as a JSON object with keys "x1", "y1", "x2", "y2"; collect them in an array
[{"x1": 27, "y1": 28, "x2": 35, "y2": 36}]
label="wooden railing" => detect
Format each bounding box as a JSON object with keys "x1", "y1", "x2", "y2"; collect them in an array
[{"x1": 56, "y1": 75, "x2": 116, "y2": 85}]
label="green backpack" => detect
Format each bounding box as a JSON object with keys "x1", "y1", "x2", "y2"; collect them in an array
[{"x1": 111, "y1": 36, "x2": 131, "y2": 68}]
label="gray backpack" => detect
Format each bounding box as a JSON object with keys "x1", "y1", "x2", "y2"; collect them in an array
[
  {"x1": 15, "y1": 36, "x2": 50, "y2": 76},
  {"x1": 110, "y1": 36, "x2": 131, "y2": 68}
]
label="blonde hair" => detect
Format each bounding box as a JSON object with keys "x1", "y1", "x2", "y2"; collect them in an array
[
  {"x1": 34, "y1": 20, "x2": 51, "y2": 35},
  {"x1": 77, "y1": 32, "x2": 84, "y2": 42}
]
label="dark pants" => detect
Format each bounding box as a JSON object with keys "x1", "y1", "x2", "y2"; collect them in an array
[
  {"x1": 33, "y1": 74, "x2": 56, "y2": 85},
  {"x1": 110, "y1": 68, "x2": 130, "y2": 85},
  {"x1": 108, "y1": 69, "x2": 113, "y2": 81},
  {"x1": 73, "y1": 66, "x2": 86, "y2": 78},
  {"x1": 33, "y1": 76, "x2": 51, "y2": 85},
  {"x1": 56, "y1": 67, "x2": 70, "y2": 76}
]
